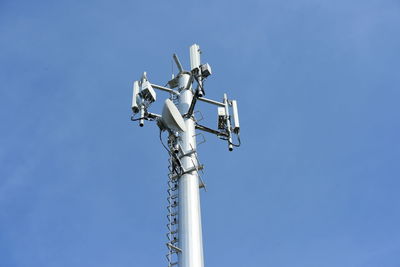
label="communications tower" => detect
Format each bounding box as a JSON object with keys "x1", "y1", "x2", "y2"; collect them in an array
[{"x1": 131, "y1": 44, "x2": 241, "y2": 267}]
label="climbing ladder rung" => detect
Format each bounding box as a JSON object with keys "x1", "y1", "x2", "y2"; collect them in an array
[
  {"x1": 179, "y1": 148, "x2": 197, "y2": 159},
  {"x1": 170, "y1": 164, "x2": 204, "y2": 180},
  {"x1": 167, "y1": 243, "x2": 182, "y2": 253},
  {"x1": 168, "y1": 194, "x2": 179, "y2": 199}
]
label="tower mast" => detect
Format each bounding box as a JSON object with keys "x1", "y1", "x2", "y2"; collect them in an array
[{"x1": 176, "y1": 45, "x2": 204, "y2": 267}]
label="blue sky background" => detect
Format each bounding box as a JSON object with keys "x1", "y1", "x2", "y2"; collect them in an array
[{"x1": 1, "y1": 0, "x2": 400, "y2": 266}]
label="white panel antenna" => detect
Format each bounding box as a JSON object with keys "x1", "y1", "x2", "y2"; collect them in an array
[
  {"x1": 231, "y1": 100, "x2": 240, "y2": 134},
  {"x1": 131, "y1": 81, "x2": 140, "y2": 113},
  {"x1": 190, "y1": 44, "x2": 201, "y2": 70}
]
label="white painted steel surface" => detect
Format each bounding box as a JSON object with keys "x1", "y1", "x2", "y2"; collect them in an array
[
  {"x1": 197, "y1": 96, "x2": 225, "y2": 107},
  {"x1": 177, "y1": 72, "x2": 204, "y2": 267},
  {"x1": 151, "y1": 83, "x2": 178, "y2": 94}
]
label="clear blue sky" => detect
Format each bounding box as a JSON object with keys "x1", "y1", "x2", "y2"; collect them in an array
[{"x1": 1, "y1": 0, "x2": 400, "y2": 266}]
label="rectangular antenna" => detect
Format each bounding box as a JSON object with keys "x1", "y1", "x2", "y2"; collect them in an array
[
  {"x1": 131, "y1": 81, "x2": 140, "y2": 113},
  {"x1": 231, "y1": 100, "x2": 240, "y2": 134},
  {"x1": 190, "y1": 44, "x2": 201, "y2": 70}
]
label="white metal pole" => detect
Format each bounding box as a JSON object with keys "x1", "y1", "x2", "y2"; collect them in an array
[{"x1": 177, "y1": 44, "x2": 204, "y2": 267}]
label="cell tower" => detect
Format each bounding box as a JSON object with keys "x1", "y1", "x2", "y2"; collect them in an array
[{"x1": 131, "y1": 44, "x2": 241, "y2": 267}]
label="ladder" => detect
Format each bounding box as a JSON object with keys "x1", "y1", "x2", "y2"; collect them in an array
[
  {"x1": 165, "y1": 136, "x2": 205, "y2": 267},
  {"x1": 166, "y1": 154, "x2": 182, "y2": 267}
]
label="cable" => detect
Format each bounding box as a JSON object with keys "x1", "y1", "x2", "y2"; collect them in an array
[
  {"x1": 229, "y1": 134, "x2": 241, "y2": 147},
  {"x1": 193, "y1": 75, "x2": 205, "y2": 92},
  {"x1": 159, "y1": 129, "x2": 171, "y2": 154},
  {"x1": 217, "y1": 131, "x2": 241, "y2": 147},
  {"x1": 131, "y1": 116, "x2": 146, "y2": 122},
  {"x1": 131, "y1": 111, "x2": 157, "y2": 122}
]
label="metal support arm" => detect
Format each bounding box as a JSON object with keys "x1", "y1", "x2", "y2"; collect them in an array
[
  {"x1": 151, "y1": 83, "x2": 179, "y2": 95},
  {"x1": 197, "y1": 97, "x2": 224, "y2": 107},
  {"x1": 195, "y1": 123, "x2": 228, "y2": 138}
]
